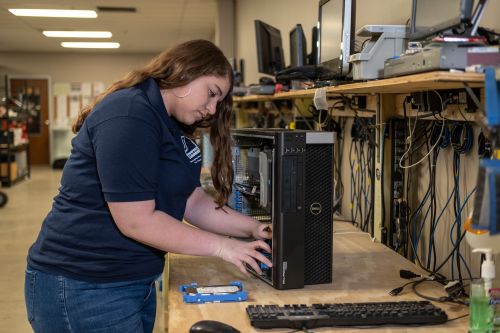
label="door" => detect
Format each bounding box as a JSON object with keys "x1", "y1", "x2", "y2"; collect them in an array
[{"x1": 10, "y1": 78, "x2": 50, "y2": 165}]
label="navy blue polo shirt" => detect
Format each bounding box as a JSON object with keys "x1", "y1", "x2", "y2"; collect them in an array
[{"x1": 28, "y1": 78, "x2": 202, "y2": 282}]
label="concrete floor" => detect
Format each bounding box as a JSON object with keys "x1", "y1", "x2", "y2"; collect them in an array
[
  {"x1": 1, "y1": 166, "x2": 61, "y2": 333},
  {"x1": 0, "y1": 166, "x2": 164, "y2": 333}
]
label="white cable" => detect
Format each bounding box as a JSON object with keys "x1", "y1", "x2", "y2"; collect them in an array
[
  {"x1": 399, "y1": 92, "x2": 446, "y2": 169},
  {"x1": 398, "y1": 100, "x2": 420, "y2": 168},
  {"x1": 400, "y1": 118, "x2": 445, "y2": 169}
]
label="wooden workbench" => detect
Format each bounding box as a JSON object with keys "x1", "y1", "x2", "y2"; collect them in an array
[
  {"x1": 166, "y1": 221, "x2": 468, "y2": 332},
  {"x1": 233, "y1": 71, "x2": 484, "y2": 102}
]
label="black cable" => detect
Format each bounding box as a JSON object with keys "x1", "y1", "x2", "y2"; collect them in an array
[
  {"x1": 380, "y1": 124, "x2": 387, "y2": 238},
  {"x1": 451, "y1": 123, "x2": 474, "y2": 154},
  {"x1": 349, "y1": 138, "x2": 356, "y2": 225},
  {"x1": 431, "y1": 148, "x2": 439, "y2": 271},
  {"x1": 430, "y1": 121, "x2": 450, "y2": 148},
  {"x1": 389, "y1": 278, "x2": 428, "y2": 296},
  {"x1": 399, "y1": 122, "x2": 434, "y2": 163},
  {"x1": 434, "y1": 231, "x2": 466, "y2": 274},
  {"x1": 477, "y1": 131, "x2": 492, "y2": 158},
  {"x1": 426, "y1": 135, "x2": 439, "y2": 271},
  {"x1": 447, "y1": 314, "x2": 469, "y2": 322},
  {"x1": 402, "y1": 121, "x2": 441, "y2": 274},
  {"x1": 448, "y1": 123, "x2": 473, "y2": 282},
  {"x1": 355, "y1": 139, "x2": 364, "y2": 228},
  {"x1": 411, "y1": 279, "x2": 469, "y2": 306},
  {"x1": 333, "y1": 117, "x2": 346, "y2": 213}
]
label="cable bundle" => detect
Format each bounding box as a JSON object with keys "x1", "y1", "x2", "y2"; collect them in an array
[
  {"x1": 451, "y1": 122, "x2": 474, "y2": 154},
  {"x1": 349, "y1": 117, "x2": 375, "y2": 232}
]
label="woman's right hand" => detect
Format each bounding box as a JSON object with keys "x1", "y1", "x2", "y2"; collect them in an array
[{"x1": 214, "y1": 237, "x2": 272, "y2": 276}]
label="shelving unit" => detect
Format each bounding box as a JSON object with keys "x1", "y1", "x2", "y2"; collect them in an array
[
  {"x1": 232, "y1": 71, "x2": 486, "y2": 242},
  {"x1": 0, "y1": 75, "x2": 31, "y2": 187}
]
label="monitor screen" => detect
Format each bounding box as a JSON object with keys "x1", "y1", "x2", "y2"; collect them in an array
[
  {"x1": 310, "y1": 26, "x2": 319, "y2": 65},
  {"x1": 318, "y1": 0, "x2": 355, "y2": 77},
  {"x1": 410, "y1": 0, "x2": 474, "y2": 40},
  {"x1": 255, "y1": 20, "x2": 285, "y2": 75},
  {"x1": 290, "y1": 24, "x2": 307, "y2": 67}
]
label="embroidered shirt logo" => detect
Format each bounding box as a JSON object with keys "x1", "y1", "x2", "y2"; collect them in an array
[{"x1": 180, "y1": 136, "x2": 202, "y2": 164}]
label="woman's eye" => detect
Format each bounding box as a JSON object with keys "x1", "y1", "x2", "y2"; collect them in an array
[{"x1": 209, "y1": 89, "x2": 216, "y2": 97}]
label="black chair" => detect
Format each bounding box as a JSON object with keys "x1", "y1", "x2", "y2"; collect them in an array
[{"x1": 0, "y1": 191, "x2": 7, "y2": 208}]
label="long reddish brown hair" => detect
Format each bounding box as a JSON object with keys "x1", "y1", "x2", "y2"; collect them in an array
[{"x1": 73, "y1": 39, "x2": 234, "y2": 208}]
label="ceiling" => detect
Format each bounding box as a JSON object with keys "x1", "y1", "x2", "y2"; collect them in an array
[{"x1": 0, "y1": 0, "x2": 217, "y2": 53}]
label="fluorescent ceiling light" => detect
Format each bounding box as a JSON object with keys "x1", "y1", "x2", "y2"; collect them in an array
[
  {"x1": 61, "y1": 42, "x2": 120, "y2": 49},
  {"x1": 43, "y1": 31, "x2": 112, "y2": 38},
  {"x1": 9, "y1": 9, "x2": 97, "y2": 18}
]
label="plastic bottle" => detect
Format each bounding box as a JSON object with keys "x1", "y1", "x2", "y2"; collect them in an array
[
  {"x1": 470, "y1": 248, "x2": 495, "y2": 332},
  {"x1": 470, "y1": 279, "x2": 493, "y2": 332},
  {"x1": 489, "y1": 288, "x2": 500, "y2": 332},
  {"x1": 473, "y1": 249, "x2": 496, "y2": 293}
]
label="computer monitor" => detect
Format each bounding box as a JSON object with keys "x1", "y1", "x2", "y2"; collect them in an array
[
  {"x1": 309, "y1": 26, "x2": 319, "y2": 65},
  {"x1": 410, "y1": 0, "x2": 474, "y2": 41},
  {"x1": 255, "y1": 20, "x2": 285, "y2": 75},
  {"x1": 290, "y1": 24, "x2": 307, "y2": 67},
  {"x1": 318, "y1": 0, "x2": 356, "y2": 77}
]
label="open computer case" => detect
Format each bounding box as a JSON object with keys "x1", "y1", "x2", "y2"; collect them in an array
[{"x1": 229, "y1": 129, "x2": 335, "y2": 289}]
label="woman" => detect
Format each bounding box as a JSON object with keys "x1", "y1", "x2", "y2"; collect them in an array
[{"x1": 25, "y1": 39, "x2": 272, "y2": 333}]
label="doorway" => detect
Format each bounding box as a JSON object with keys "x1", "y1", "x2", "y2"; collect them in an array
[{"x1": 9, "y1": 77, "x2": 51, "y2": 165}]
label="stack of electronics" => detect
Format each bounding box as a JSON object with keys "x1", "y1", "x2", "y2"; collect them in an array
[
  {"x1": 384, "y1": 0, "x2": 498, "y2": 78},
  {"x1": 228, "y1": 129, "x2": 335, "y2": 289},
  {"x1": 252, "y1": 0, "x2": 498, "y2": 87},
  {"x1": 252, "y1": 0, "x2": 407, "y2": 85}
]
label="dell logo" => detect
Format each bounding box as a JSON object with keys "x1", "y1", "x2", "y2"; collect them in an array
[{"x1": 310, "y1": 203, "x2": 322, "y2": 215}]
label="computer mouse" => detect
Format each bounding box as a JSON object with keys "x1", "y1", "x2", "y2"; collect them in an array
[{"x1": 189, "y1": 320, "x2": 240, "y2": 333}]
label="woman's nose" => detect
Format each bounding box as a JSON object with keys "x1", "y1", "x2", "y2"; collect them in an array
[{"x1": 207, "y1": 99, "x2": 217, "y2": 115}]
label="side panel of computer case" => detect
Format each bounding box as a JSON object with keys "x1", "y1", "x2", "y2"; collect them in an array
[
  {"x1": 230, "y1": 129, "x2": 305, "y2": 289},
  {"x1": 304, "y1": 138, "x2": 334, "y2": 285}
]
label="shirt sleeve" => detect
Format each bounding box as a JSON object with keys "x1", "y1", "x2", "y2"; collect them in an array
[{"x1": 91, "y1": 116, "x2": 161, "y2": 202}]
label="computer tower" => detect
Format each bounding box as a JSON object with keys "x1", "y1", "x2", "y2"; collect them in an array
[{"x1": 229, "y1": 129, "x2": 335, "y2": 289}]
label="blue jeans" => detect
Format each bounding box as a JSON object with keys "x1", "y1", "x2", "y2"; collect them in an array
[{"x1": 25, "y1": 266, "x2": 158, "y2": 333}]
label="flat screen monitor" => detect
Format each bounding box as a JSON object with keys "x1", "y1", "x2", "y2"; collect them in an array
[
  {"x1": 290, "y1": 24, "x2": 307, "y2": 67},
  {"x1": 318, "y1": 0, "x2": 355, "y2": 77},
  {"x1": 309, "y1": 26, "x2": 318, "y2": 65},
  {"x1": 255, "y1": 20, "x2": 285, "y2": 75},
  {"x1": 410, "y1": 0, "x2": 474, "y2": 41}
]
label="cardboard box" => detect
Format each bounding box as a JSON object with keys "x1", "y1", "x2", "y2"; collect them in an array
[{"x1": 0, "y1": 162, "x2": 18, "y2": 181}]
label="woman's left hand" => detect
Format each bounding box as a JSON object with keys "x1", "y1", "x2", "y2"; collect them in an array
[{"x1": 251, "y1": 223, "x2": 272, "y2": 240}]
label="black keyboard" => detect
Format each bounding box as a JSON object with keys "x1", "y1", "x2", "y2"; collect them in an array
[{"x1": 246, "y1": 301, "x2": 448, "y2": 329}]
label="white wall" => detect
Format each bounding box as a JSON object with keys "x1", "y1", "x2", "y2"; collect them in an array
[
  {"x1": 216, "y1": 0, "x2": 235, "y2": 59},
  {"x1": 0, "y1": 52, "x2": 156, "y2": 84},
  {"x1": 0, "y1": 52, "x2": 157, "y2": 163},
  {"x1": 235, "y1": 0, "x2": 318, "y2": 85},
  {"x1": 235, "y1": 0, "x2": 500, "y2": 85}
]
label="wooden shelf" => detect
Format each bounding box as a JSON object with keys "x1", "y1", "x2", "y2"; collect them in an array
[
  {"x1": 0, "y1": 116, "x2": 28, "y2": 121},
  {"x1": 233, "y1": 71, "x2": 485, "y2": 103},
  {"x1": 0, "y1": 143, "x2": 29, "y2": 151},
  {"x1": 1, "y1": 172, "x2": 29, "y2": 187}
]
